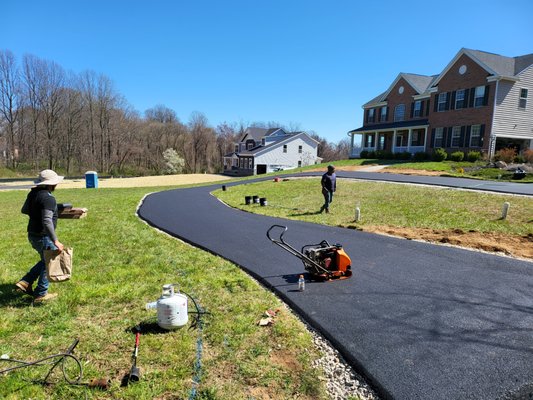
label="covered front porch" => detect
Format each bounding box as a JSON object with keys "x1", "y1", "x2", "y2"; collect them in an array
[{"x1": 349, "y1": 120, "x2": 429, "y2": 158}]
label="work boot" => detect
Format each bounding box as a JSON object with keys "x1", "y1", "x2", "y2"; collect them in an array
[
  {"x1": 15, "y1": 280, "x2": 33, "y2": 296},
  {"x1": 33, "y1": 293, "x2": 58, "y2": 303},
  {"x1": 325, "y1": 208, "x2": 329, "y2": 214}
]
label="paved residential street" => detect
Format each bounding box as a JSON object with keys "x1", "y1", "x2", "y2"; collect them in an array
[{"x1": 138, "y1": 174, "x2": 533, "y2": 400}]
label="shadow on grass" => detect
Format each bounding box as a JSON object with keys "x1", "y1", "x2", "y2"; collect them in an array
[
  {"x1": 289, "y1": 210, "x2": 323, "y2": 216},
  {"x1": 0, "y1": 283, "x2": 33, "y2": 308},
  {"x1": 125, "y1": 320, "x2": 172, "y2": 335}
]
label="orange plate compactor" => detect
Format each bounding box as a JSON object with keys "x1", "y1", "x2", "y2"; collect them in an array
[{"x1": 267, "y1": 225, "x2": 352, "y2": 281}]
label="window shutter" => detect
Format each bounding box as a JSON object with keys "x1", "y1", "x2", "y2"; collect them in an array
[
  {"x1": 431, "y1": 128, "x2": 435, "y2": 148},
  {"x1": 465, "y1": 126, "x2": 471, "y2": 147},
  {"x1": 385, "y1": 107, "x2": 389, "y2": 121},
  {"x1": 445, "y1": 92, "x2": 450, "y2": 111},
  {"x1": 480, "y1": 124, "x2": 485, "y2": 146},
  {"x1": 410, "y1": 102, "x2": 414, "y2": 118},
  {"x1": 483, "y1": 85, "x2": 490, "y2": 106},
  {"x1": 460, "y1": 126, "x2": 466, "y2": 147},
  {"x1": 468, "y1": 88, "x2": 475, "y2": 107},
  {"x1": 450, "y1": 91, "x2": 456, "y2": 110},
  {"x1": 425, "y1": 99, "x2": 430, "y2": 116},
  {"x1": 464, "y1": 88, "x2": 470, "y2": 106},
  {"x1": 434, "y1": 94, "x2": 438, "y2": 112},
  {"x1": 365, "y1": 110, "x2": 368, "y2": 123}
]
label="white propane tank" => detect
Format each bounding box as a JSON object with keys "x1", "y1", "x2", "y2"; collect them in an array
[{"x1": 156, "y1": 284, "x2": 188, "y2": 330}]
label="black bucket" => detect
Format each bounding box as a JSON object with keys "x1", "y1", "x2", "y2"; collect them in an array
[
  {"x1": 245, "y1": 196, "x2": 252, "y2": 205},
  {"x1": 222, "y1": 185, "x2": 226, "y2": 191},
  {"x1": 253, "y1": 195, "x2": 259, "y2": 204},
  {"x1": 260, "y1": 197, "x2": 268, "y2": 206}
]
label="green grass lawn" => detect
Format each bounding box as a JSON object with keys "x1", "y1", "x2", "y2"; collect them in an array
[
  {"x1": 0, "y1": 186, "x2": 327, "y2": 400},
  {"x1": 215, "y1": 178, "x2": 533, "y2": 236}
]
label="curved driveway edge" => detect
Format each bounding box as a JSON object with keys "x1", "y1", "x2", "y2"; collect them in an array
[{"x1": 138, "y1": 175, "x2": 533, "y2": 400}]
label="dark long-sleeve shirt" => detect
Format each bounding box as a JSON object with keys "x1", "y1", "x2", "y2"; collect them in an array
[
  {"x1": 21, "y1": 187, "x2": 59, "y2": 241},
  {"x1": 321, "y1": 172, "x2": 336, "y2": 192}
]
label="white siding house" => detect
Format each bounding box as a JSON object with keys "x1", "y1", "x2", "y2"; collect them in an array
[
  {"x1": 223, "y1": 128, "x2": 321, "y2": 176},
  {"x1": 491, "y1": 64, "x2": 533, "y2": 152}
]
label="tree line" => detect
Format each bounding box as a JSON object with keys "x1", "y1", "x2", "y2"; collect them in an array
[{"x1": 0, "y1": 50, "x2": 349, "y2": 176}]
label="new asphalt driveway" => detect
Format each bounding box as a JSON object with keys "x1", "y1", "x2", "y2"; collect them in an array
[{"x1": 138, "y1": 174, "x2": 533, "y2": 400}]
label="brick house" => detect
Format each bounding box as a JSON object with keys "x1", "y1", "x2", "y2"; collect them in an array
[
  {"x1": 348, "y1": 48, "x2": 533, "y2": 159},
  {"x1": 223, "y1": 127, "x2": 321, "y2": 176}
]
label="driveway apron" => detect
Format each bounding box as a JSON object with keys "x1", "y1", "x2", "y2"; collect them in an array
[{"x1": 138, "y1": 178, "x2": 533, "y2": 400}]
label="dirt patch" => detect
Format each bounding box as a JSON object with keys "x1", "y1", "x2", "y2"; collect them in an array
[
  {"x1": 379, "y1": 168, "x2": 446, "y2": 176},
  {"x1": 357, "y1": 225, "x2": 533, "y2": 260},
  {"x1": 0, "y1": 173, "x2": 230, "y2": 189}
]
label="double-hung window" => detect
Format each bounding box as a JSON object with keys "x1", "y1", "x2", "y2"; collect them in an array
[
  {"x1": 455, "y1": 89, "x2": 466, "y2": 109},
  {"x1": 434, "y1": 127, "x2": 444, "y2": 148},
  {"x1": 365, "y1": 134, "x2": 375, "y2": 147},
  {"x1": 470, "y1": 125, "x2": 481, "y2": 147},
  {"x1": 413, "y1": 100, "x2": 422, "y2": 117},
  {"x1": 367, "y1": 109, "x2": 375, "y2": 123},
  {"x1": 437, "y1": 93, "x2": 447, "y2": 112},
  {"x1": 474, "y1": 86, "x2": 485, "y2": 107},
  {"x1": 519, "y1": 88, "x2": 528, "y2": 109},
  {"x1": 451, "y1": 126, "x2": 461, "y2": 147},
  {"x1": 380, "y1": 106, "x2": 387, "y2": 122},
  {"x1": 298, "y1": 145, "x2": 302, "y2": 153},
  {"x1": 394, "y1": 104, "x2": 405, "y2": 122},
  {"x1": 283, "y1": 144, "x2": 287, "y2": 153}
]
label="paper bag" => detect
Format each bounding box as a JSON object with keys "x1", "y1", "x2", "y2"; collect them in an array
[{"x1": 44, "y1": 247, "x2": 73, "y2": 282}]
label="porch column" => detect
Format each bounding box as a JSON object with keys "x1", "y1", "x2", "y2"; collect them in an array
[
  {"x1": 407, "y1": 129, "x2": 412, "y2": 153},
  {"x1": 374, "y1": 132, "x2": 379, "y2": 150},
  {"x1": 392, "y1": 130, "x2": 397, "y2": 153},
  {"x1": 350, "y1": 132, "x2": 354, "y2": 157},
  {"x1": 423, "y1": 127, "x2": 428, "y2": 152}
]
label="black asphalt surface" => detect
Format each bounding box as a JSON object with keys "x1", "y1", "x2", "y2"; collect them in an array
[{"x1": 137, "y1": 174, "x2": 533, "y2": 400}]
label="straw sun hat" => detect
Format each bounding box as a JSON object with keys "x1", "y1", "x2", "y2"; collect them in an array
[{"x1": 34, "y1": 169, "x2": 64, "y2": 186}]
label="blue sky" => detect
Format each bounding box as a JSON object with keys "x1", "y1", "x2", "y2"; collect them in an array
[{"x1": 2, "y1": 0, "x2": 532, "y2": 143}]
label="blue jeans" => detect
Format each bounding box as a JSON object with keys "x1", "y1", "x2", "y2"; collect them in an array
[
  {"x1": 322, "y1": 189, "x2": 333, "y2": 210},
  {"x1": 21, "y1": 234, "x2": 57, "y2": 297}
]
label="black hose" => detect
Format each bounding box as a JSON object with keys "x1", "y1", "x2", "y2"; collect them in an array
[{"x1": 0, "y1": 339, "x2": 83, "y2": 385}]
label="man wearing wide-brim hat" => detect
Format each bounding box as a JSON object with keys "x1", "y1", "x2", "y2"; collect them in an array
[{"x1": 15, "y1": 169, "x2": 64, "y2": 303}]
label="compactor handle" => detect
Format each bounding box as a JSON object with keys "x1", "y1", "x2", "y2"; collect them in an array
[{"x1": 266, "y1": 224, "x2": 288, "y2": 244}]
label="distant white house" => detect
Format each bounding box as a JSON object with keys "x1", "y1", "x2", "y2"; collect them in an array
[{"x1": 223, "y1": 127, "x2": 321, "y2": 176}]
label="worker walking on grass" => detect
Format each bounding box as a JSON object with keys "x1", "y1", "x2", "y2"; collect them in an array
[
  {"x1": 320, "y1": 165, "x2": 336, "y2": 214},
  {"x1": 15, "y1": 170, "x2": 64, "y2": 303}
]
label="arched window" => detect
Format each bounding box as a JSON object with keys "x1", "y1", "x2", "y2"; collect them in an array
[{"x1": 394, "y1": 104, "x2": 405, "y2": 122}]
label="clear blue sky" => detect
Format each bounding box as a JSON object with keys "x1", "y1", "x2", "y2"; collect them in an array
[{"x1": 2, "y1": 0, "x2": 532, "y2": 143}]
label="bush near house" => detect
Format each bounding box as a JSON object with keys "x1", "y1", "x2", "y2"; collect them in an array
[
  {"x1": 394, "y1": 151, "x2": 412, "y2": 160},
  {"x1": 466, "y1": 151, "x2": 482, "y2": 162},
  {"x1": 524, "y1": 149, "x2": 533, "y2": 164},
  {"x1": 450, "y1": 151, "x2": 465, "y2": 162},
  {"x1": 432, "y1": 148, "x2": 448, "y2": 162},
  {"x1": 375, "y1": 150, "x2": 394, "y2": 159},
  {"x1": 494, "y1": 147, "x2": 517, "y2": 163},
  {"x1": 413, "y1": 152, "x2": 430, "y2": 161},
  {"x1": 359, "y1": 150, "x2": 369, "y2": 158},
  {"x1": 514, "y1": 155, "x2": 525, "y2": 163}
]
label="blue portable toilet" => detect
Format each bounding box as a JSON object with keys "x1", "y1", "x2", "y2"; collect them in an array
[{"x1": 85, "y1": 171, "x2": 98, "y2": 188}]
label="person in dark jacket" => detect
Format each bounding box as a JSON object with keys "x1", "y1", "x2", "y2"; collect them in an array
[
  {"x1": 320, "y1": 165, "x2": 336, "y2": 213},
  {"x1": 15, "y1": 169, "x2": 64, "y2": 303}
]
